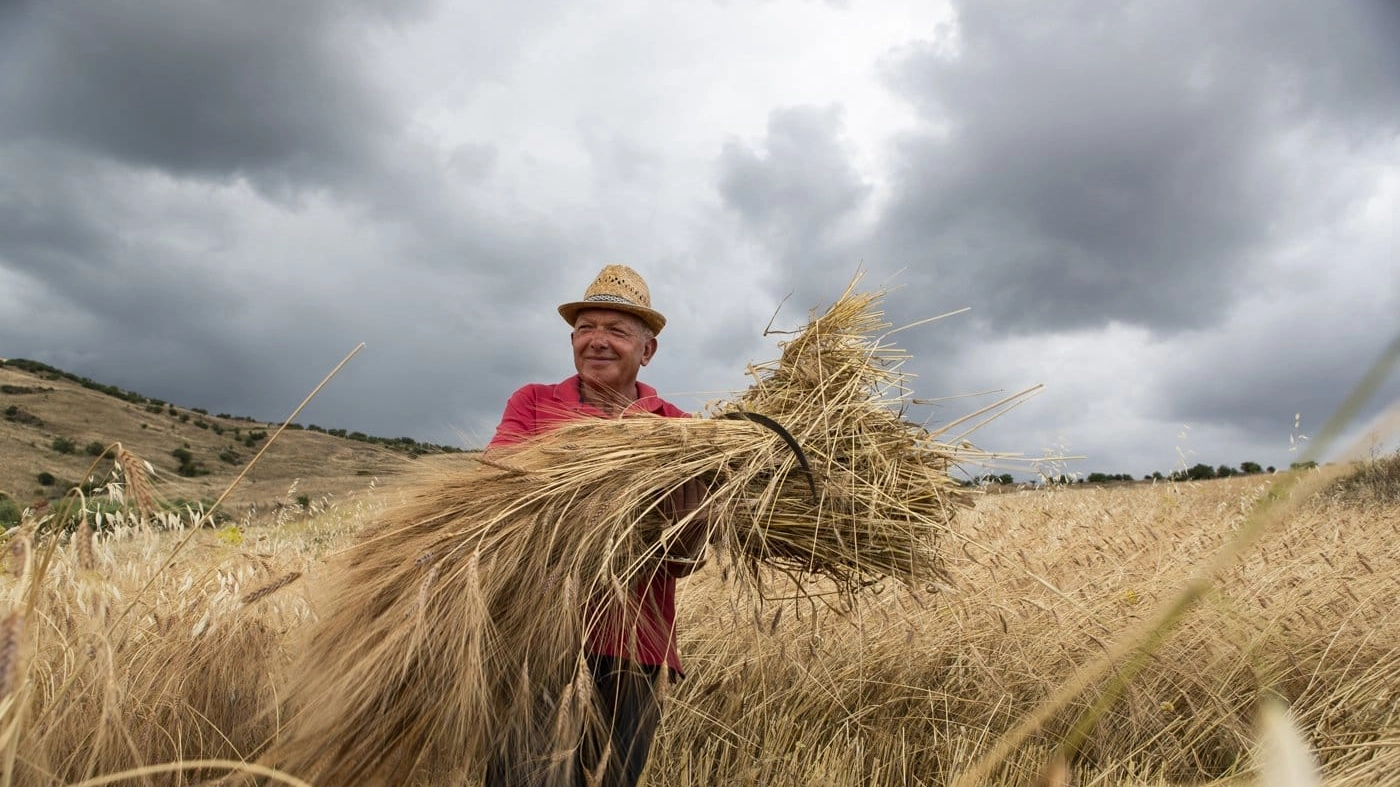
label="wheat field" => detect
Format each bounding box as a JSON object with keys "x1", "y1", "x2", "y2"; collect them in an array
[{"x1": 1, "y1": 459, "x2": 1396, "y2": 786}]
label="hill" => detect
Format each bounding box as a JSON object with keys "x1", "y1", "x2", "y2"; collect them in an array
[{"x1": 0, "y1": 359, "x2": 464, "y2": 517}]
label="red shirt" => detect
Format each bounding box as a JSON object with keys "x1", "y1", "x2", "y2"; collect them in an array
[{"x1": 486, "y1": 375, "x2": 690, "y2": 672}]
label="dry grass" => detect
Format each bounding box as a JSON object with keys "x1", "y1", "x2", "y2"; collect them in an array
[
  {"x1": 0, "y1": 464, "x2": 1397, "y2": 785},
  {"x1": 654, "y1": 476, "x2": 1400, "y2": 785},
  {"x1": 0, "y1": 456, "x2": 377, "y2": 786}
]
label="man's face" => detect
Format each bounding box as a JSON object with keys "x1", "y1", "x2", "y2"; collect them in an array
[{"x1": 571, "y1": 308, "x2": 657, "y2": 395}]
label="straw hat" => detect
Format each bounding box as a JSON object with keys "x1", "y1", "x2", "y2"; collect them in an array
[{"x1": 557, "y1": 264, "x2": 667, "y2": 335}]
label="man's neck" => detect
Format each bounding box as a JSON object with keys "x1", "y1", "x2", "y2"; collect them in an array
[{"x1": 579, "y1": 378, "x2": 637, "y2": 416}]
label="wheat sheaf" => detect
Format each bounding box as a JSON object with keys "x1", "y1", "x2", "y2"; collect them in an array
[{"x1": 269, "y1": 277, "x2": 986, "y2": 785}]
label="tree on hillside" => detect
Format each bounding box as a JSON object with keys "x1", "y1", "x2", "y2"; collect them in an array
[{"x1": 1171, "y1": 463, "x2": 1217, "y2": 482}]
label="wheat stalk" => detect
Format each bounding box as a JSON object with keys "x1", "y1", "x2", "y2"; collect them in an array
[
  {"x1": 241, "y1": 572, "x2": 304, "y2": 606},
  {"x1": 0, "y1": 610, "x2": 25, "y2": 701},
  {"x1": 4, "y1": 527, "x2": 32, "y2": 581},
  {"x1": 114, "y1": 444, "x2": 157, "y2": 522},
  {"x1": 74, "y1": 520, "x2": 96, "y2": 572}
]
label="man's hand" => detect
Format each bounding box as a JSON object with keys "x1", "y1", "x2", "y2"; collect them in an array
[{"x1": 659, "y1": 478, "x2": 710, "y2": 575}]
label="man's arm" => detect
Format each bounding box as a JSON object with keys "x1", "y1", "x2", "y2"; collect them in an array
[{"x1": 659, "y1": 478, "x2": 710, "y2": 577}]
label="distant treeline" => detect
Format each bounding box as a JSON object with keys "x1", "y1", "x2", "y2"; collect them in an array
[
  {"x1": 971, "y1": 460, "x2": 1321, "y2": 487},
  {"x1": 0, "y1": 358, "x2": 464, "y2": 457}
]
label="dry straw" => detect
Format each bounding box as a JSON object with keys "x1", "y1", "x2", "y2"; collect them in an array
[
  {"x1": 240, "y1": 571, "x2": 303, "y2": 606},
  {"x1": 113, "y1": 445, "x2": 157, "y2": 522},
  {"x1": 0, "y1": 611, "x2": 24, "y2": 701},
  {"x1": 269, "y1": 277, "x2": 983, "y2": 784}
]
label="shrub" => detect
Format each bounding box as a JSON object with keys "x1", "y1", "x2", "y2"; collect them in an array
[
  {"x1": 177, "y1": 462, "x2": 209, "y2": 478},
  {"x1": 0, "y1": 497, "x2": 21, "y2": 527},
  {"x1": 36, "y1": 471, "x2": 56, "y2": 486},
  {"x1": 171, "y1": 446, "x2": 209, "y2": 477},
  {"x1": 85, "y1": 441, "x2": 106, "y2": 456},
  {"x1": 1328, "y1": 451, "x2": 1400, "y2": 505},
  {"x1": 51, "y1": 437, "x2": 77, "y2": 454},
  {"x1": 4, "y1": 405, "x2": 44, "y2": 426}
]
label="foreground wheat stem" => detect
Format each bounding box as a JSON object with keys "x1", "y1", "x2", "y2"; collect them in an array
[
  {"x1": 111, "y1": 343, "x2": 365, "y2": 630},
  {"x1": 952, "y1": 330, "x2": 1400, "y2": 786},
  {"x1": 63, "y1": 758, "x2": 314, "y2": 787}
]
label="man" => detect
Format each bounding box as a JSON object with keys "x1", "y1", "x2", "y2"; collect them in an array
[{"x1": 484, "y1": 264, "x2": 708, "y2": 787}]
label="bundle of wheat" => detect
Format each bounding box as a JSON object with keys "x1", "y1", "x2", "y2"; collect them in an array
[{"x1": 268, "y1": 279, "x2": 981, "y2": 785}]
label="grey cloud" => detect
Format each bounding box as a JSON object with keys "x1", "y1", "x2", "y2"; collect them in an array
[
  {"x1": 0, "y1": 1, "x2": 398, "y2": 195},
  {"x1": 719, "y1": 105, "x2": 869, "y2": 238},
  {"x1": 0, "y1": 146, "x2": 247, "y2": 321},
  {"x1": 1155, "y1": 323, "x2": 1400, "y2": 443},
  {"x1": 869, "y1": 0, "x2": 1400, "y2": 336},
  {"x1": 717, "y1": 105, "x2": 871, "y2": 303}
]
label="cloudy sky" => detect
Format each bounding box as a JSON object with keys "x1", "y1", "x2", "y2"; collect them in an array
[{"x1": 3, "y1": 0, "x2": 1398, "y2": 480}]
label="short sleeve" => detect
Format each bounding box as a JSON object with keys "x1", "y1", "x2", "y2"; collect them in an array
[{"x1": 486, "y1": 385, "x2": 540, "y2": 450}]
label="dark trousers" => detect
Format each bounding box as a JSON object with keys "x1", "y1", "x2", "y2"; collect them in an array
[{"x1": 485, "y1": 654, "x2": 664, "y2": 787}]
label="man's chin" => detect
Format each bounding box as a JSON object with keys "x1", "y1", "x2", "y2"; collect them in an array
[
  {"x1": 579, "y1": 369, "x2": 616, "y2": 387},
  {"x1": 581, "y1": 363, "x2": 619, "y2": 378}
]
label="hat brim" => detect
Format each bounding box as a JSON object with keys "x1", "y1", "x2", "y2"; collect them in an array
[{"x1": 558, "y1": 301, "x2": 667, "y2": 335}]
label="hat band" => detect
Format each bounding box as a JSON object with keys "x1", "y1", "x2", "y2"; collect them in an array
[{"x1": 584, "y1": 294, "x2": 642, "y2": 307}]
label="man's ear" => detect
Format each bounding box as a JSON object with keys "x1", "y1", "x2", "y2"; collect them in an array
[{"x1": 641, "y1": 336, "x2": 658, "y2": 366}]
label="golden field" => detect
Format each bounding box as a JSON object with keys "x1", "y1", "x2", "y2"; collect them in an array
[{"x1": 2, "y1": 461, "x2": 1396, "y2": 786}]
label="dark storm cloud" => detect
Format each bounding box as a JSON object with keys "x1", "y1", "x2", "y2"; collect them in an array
[
  {"x1": 0, "y1": 0, "x2": 601, "y2": 448},
  {"x1": 0, "y1": 148, "x2": 250, "y2": 356},
  {"x1": 0, "y1": 0, "x2": 397, "y2": 195},
  {"x1": 718, "y1": 105, "x2": 872, "y2": 305},
  {"x1": 867, "y1": 0, "x2": 1400, "y2": 335},
  {"x1": 0, "y1": 168, "x2": 107, "y2": 280},
  {"x1": 719, "y1": 105, "x2": 870, "y2": 240},
  {"x1": 1154, "y1": 308, "x2": 1400, "y2": 444}
]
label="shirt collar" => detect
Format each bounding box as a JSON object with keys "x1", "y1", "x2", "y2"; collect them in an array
[{"x1": 558, "y1": 375, "x2": 668, "y2": 416}]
